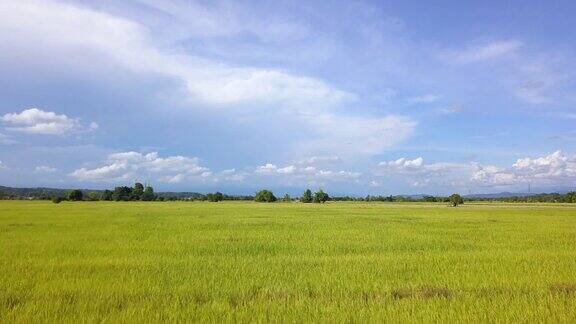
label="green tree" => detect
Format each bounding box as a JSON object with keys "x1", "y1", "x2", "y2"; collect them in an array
[
  {"x1": 449, "y1": 193, "x2": 464, "y2": 207},
  {"x1": 301, "y1": 189, "x2": 313, "y2": 203},
  {"x1": 313, "y1": 189, "x2": 329, "y2": 203},
  {"x1": 254, "y1": 190, "x2": 277, "y2": 203},
  {"x1": 87, "y1": 192, "x2": 100, "y2": 201},
  {"x1": 207, "y1": 192, "x2": 223, "y2": 202},
  {"x1": 141, "y1": 186, "x2": 156, "y2": 201},
  {"x1": 112, "y1": 186, "x2": 132, "y2": 201},
  {"x1": 283, "y1": 194, "x2": 291, "y2": 202},
  {"x1": 67, "y1": 189, "x2": 83, "y2": 201},
  {"x1": 101, "y1": 190, "x2": 113, "y2": 201},
  {"x1": 132, "y1": 182, "x2": 144, "y2": 200}
]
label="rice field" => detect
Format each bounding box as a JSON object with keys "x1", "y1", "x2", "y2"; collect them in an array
[{"x1": 1, "y1": 201, "x2": 576, "y2": 322}]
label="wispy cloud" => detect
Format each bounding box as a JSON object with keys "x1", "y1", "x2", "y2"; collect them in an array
[{"x1": 443, "y1": 40, "x2": 522, "y2": 64}]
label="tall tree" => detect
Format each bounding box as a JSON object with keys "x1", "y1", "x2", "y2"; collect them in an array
[
  {"x1": 132, "y1": 182, "x2": 144, "y2": 200},
  {"x1": 314, "y1": 189, "x2": 329, "y2": 203},
  {"x1": 141, "y1": 186, "x2": 156, "y2": 201},
  {"x1": 301, "y1": 189, "x2": 313, "y2": 203}
]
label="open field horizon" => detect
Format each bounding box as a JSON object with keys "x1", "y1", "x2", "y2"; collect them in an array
[{"x1": 2, "y1": 201, "x2": 576, "y2": 322}]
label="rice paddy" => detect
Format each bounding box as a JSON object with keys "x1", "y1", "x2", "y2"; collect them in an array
[{"x1": 1, "y1": 201, "x2": 575, "y2": 322}]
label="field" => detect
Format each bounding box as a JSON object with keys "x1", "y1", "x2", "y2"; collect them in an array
[{"x1": 1, "y1": 201, "x2": 576, "y2": 322}]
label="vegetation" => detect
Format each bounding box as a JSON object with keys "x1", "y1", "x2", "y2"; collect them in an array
[
  {"x1": 141, "y1": 186, "x2": 155, "y2": 201},
  {"x1": 67, "y1": 189, "x2": 83, "y2": 201},
  {"x1": 301, "y1": 189, "x2": 313, "y2": 203},
  {"x1": 449, "y1": 193, "x2": 464, "y2": 207},
  {"x1": 1, "y1": 201, "x2": 575, "y2": 322},
  {"x1": 2, "y1": 185, "x2": 576, "y2": 204},
  {"x1": 51, "y1": 196, "x2": 63, "y2": 204},
  {"x1": 313, "y1": 189, "x2": 329, "y2": 203},
  {"x1": 206, "y1": 192, "x2": 224, "y2": 202},
  {"x1": 254, "y1": 190, "x2": 277, "y2": 203}
]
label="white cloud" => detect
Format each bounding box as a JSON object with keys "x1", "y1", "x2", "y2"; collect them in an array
[
  {"x1": 0, "y1": 0, "x2": 416, "y2": 158},
  {"x1": 1, "y1": 108, "x2": 97, "y2": 135},
  {"x1": 255, "y1": 163, "x2": 278, "y2": 174},
  {"x1": 445, "y1": 40, "x2": 522, "y2": 64},
  {"x1": 513, "y1": 150, "x2": 576, "y2": 179},
  {"x1": 277, "y1": 165, "x2": 296, "y2": 174},
  {"x1": 0, "y1": 1, "x2": 349, "y2": 110},
  {"x1": 35, "y1": 165, "x2": 57, "y2": 173},
  {"x1": 471, "y1": 164, "x2": 517, "y2": 186},
  {"x1": 70, "y1": 151, "x2": 209, "y2": 183},
  {"x1": 380, "y1": 157, "x2": 424, "y2": 170},
  {"x1": 253, "y1": 161, "x2": 361, "y2": 186},
  {"x1": 377, "y1": 156, "x2": 473, "y2": 189},
  {"x1": 472, "y1": 151, "x2": 576, "y2": 186}
]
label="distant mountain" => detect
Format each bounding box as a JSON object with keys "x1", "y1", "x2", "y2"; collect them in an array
[
  {"x1": 464, "y1": 192, "x2": 533, "y2": 199},
  {"x1": 465, "y1": 188, "x2": 573, "y2": 199}
]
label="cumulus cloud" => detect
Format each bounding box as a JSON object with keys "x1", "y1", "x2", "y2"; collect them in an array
[
  {"x1": 253, "y1": 161, "x2": 361, "y2": 186},
  {"x1": 380, "y1": 157, "x2": 424, "y2": 170},
  {"x1": 471, "y1": 164, "x2": 517, "y2": 186},
  {"x1": 1, "y1": 108, "x2": 97, "y2": 135},
  {"x1": 377, "y1": 156, "x2": 472, "y2": 188},
  {"x1": 70, "y1": 151, "x2": 209, "y2": 183},
  {"x1": 472, "y1": 151, "x2": 576, "y2": 186}
]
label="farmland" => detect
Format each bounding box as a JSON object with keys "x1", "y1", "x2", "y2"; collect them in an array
[{"x1": 1, "y1": 201, "x2": 576, "y2": 322}]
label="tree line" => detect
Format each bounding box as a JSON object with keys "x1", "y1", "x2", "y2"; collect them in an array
[
  {"x1": 1, "y1": 184, "x2": 574, "y2": 204},
  {"x1": 49, "y1": 185, "x2": 332, "y2": 204}
]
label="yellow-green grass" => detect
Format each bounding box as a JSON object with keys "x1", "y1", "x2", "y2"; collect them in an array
[{"x1": 1, "y1": 201, "x2": 576, "y2": 322}]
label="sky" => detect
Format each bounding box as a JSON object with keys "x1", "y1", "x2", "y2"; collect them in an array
[{"x1": 1, "y1": 0, "x2": 576, "y2": 196}]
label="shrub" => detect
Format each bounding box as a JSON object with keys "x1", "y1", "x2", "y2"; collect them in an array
[{"x1": 52, "y1": 197, "x2": 64, "y2": 204}]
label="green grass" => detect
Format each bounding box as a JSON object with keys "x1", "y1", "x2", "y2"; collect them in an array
[{"x1": 1, "y1": 201, "x2": 576, "y2": 322}]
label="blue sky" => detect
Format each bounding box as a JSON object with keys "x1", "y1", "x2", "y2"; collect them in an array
[{"x1": 1, "y1": 0, "x2": 576, "y2": 195}]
